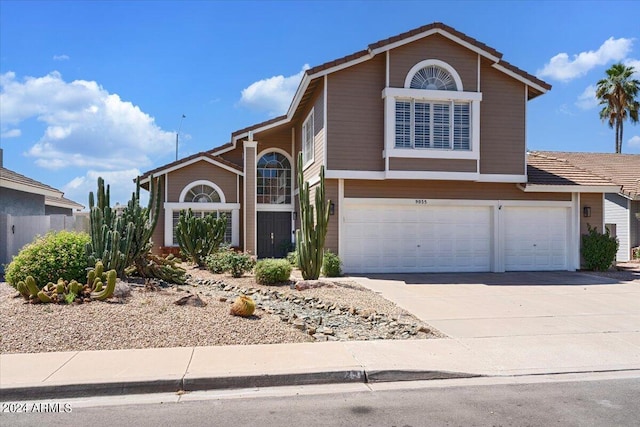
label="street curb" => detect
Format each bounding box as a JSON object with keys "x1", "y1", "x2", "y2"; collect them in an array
[
  {"x1": 0, "y1": 379, "x2": 183, "y2": 401},
  {"x1": 183, "y1": 369, "x2": 366, "y2": 391},
  {"x1": 366, "y1": 370, "x2": 481, "y2": 382},
  {"x1": 0, "y1": 369, "x2": 482, "y2": 401}
]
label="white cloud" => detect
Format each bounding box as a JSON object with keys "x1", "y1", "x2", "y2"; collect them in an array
[
  {"x1": 0, "y1": 71, "x2": 174, "y2": 171},
  {"x1": 537, "y1": 37, "x2": 633, "y2": 82},
  {"x1": 62, "y1": 168, "x2": 144, "y2": 207},
  {"x1": 575, "y1": 84, "x2": 598, "y2": 110},
  {"x1": 0, "y1": 128, "x2": 21, "y2": 138},
  {"x1": 53, "y1": 54, "x2": 69, "y2": 61},
  {"x1": 239, "y1": 64, "x2": 310, "y2": 115},
  {"x1": 628, "y1": 135, "x2": 640, "y2": 148},
  {"x1": 556, "y1": 104, "x2": 576, "y2": 116},
  {"x1": 623, "y1": 58, "x2": 640, "y2": 78}
]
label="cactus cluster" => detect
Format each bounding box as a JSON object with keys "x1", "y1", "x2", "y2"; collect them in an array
[
  {"x1": 125, "y1": 253, "x2": 186, "y2": 284},
  {"x1": 295, "y1": 152, "x2": 330, "y2": 280},
  {"x1": 16, "y1": 261, "x2": 117, "y2": 304},
  {"x1": 175, "y1": 209, "x2": 227, "y2": 267},
  {"x1": 86, "y1": 175, "x2": 168, "y2": 278}
]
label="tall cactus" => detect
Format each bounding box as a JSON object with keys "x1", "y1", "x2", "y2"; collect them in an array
[
  {"x1": 175, "y1": 209, "x2": 227, "y2": 267},
  {"x1": 295, "y1": 152, "x2": 330, "y2": 280},
  {"x1": 86, "y1": 175, "x2": 161, "y2": 278}
]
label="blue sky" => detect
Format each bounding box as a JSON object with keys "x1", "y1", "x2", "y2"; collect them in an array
[{"x1": 1, "y1": 0, "x2": 639, "y2": 207}]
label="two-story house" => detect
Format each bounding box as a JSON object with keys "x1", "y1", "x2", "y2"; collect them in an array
[{"x1": 139, "y1": 23, "x2": 620, "y2": 273}]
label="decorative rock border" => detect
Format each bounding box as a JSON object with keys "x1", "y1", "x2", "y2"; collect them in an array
[{"x1": 186, "y1": 278, "x2": 435, "y2": 342}]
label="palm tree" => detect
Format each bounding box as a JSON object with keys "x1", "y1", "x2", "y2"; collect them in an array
[{"x1": 595, "y1": 63, "x2": 640, "y2": 153}]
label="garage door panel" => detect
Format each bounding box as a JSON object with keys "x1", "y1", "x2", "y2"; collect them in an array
[
  {"x1": 504, "y1": 207, "x2": 568, "y2": 271},
  {"x1": 343, "y1": 202, "x2": 491, "y2": 273}
]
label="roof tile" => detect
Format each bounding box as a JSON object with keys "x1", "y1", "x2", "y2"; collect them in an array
[{"x1": 531, "y1": 151, "x2": 640, "y2": 199}]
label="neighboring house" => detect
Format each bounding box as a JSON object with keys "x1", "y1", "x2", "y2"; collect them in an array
[
  {"x1": 531, "y1": 152, "x2": 640, "y2": 262},
  {"x1": 139, "y1": 22, "x2": 621, "y2": 273},
  {"x1": 0, "y1": 148, "x2": 84, "y2": 271}
]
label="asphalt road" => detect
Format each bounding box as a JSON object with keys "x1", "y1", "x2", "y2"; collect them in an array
[{"x1": 2, "y1": 375, "x2": 639, "y2": 426}]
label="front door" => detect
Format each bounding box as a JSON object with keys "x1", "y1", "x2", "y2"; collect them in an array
[{"x1": 257, "y1": 211, "x2": 292, "y2": 258}]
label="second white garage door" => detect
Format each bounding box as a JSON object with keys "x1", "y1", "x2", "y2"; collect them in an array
[
  {"x1": 342, "y1": 202, "x2": 492, "y2": 273},
  {"x1": 504, "y1": 206, "x2": 569, "y2": 271}
]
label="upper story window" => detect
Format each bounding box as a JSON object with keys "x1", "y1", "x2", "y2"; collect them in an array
[
  {"x1": 302, "y1": 109, "x2": 314, "y2": 168},
  {"x1": 409, "y1": 65, "x2": 458, "y2": 90},
  {"x1": 383, "y1": 59, "x2": 481, "y2": 161},
  {"x1": 185, "y1": 184, "x2": 222, "y2": 203},
  {"x1": 257, "y1": 151, "x2": 292, "y2": 204}
]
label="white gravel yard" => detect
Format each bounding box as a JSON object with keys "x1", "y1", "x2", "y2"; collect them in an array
[{"x1": 0, "y1": 265, "x2": 443, "y2": 354}]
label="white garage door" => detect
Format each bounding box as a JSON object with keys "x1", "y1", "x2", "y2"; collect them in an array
[
  {"x1": 342, "y1": 201, "x2": 492, "y2": 273},
  {"x1": 504, "y1": 206, "x2": 569, "y2": 271}
]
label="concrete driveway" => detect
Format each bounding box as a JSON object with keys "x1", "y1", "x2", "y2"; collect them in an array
[{"x1": 350, "y1": 271, "x2": 640, "y2": 375}]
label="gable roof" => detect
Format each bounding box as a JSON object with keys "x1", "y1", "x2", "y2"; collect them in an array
[
  {"x1": 138, "y1": 150, "x2": 243, "y2": 183},
  {"x1": 531, "y1": 151, "x2": 640, "y2": 199},
  {"x1": 1, "y1": 166, "x2": 61, "y2": 197},
  {"x1": 1, "y1": 166, "x2": 84, "y2": 210},
  {"x1": 45, "y1": 195, "x2": 85, "y2": 211},
  {"x1": 229, "y1": 22, "x2": 552, "y2": 143}
]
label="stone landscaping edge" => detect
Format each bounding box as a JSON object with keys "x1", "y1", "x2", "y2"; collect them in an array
[{"x1": 0, "y1": 368, "x2": 482, "y2": 401}]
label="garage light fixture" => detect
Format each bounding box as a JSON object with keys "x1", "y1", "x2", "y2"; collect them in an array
[
  {"x1": 583, "y1": 206, "x2": 591, "y2": 217},
  {"x1": 329, "y1": 202, "x2": 335, "y2": 216}
]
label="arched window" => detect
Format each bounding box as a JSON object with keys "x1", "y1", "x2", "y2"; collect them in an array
[
  {"x1": 409, "y1": 65, "x2": 457, "y2": 90},
  {"x1": 257, "y1": 152, "x2": 291, "y2": 204},
  {"x1": 185, "y1": 184, "x2": 221, "y2": 203}
]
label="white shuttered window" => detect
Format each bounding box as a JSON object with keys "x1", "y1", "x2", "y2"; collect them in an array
[{"x1": 394, "y1": 100, "x2": 470, "y2": 150}]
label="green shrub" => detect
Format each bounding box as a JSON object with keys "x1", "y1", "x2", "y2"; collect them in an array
[
  {"x1": 206, "y1": 247, "x2": 255, "y2": 278},
  {"x1": 6, "y1": 231, "x2": 90, "y2": 288},
  {"x1": 322, "y1": 250, "x2": 342, "y2": 277},
  {"x1": 582, "y1": 225, "x2": 618, "y2": 271},
  {"x1": 254, "y1": 259, "x2": 292, "y2": 285},
  {"x1": 286, "y1": 251, "x2": 298, "y2": 267},
  {"x1": 205, "y1": 246, "x2": 231, "y2": 274},
  {"x1": 632, "y1": 246, "x2": 640, "y2": 260}
]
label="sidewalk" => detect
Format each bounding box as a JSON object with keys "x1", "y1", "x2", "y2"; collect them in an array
[{"x1": 2, "y1": 272, "x2": 639, "y2": 400}]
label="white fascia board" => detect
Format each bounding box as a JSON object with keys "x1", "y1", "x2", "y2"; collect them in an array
[
  {"x1": 518, "y1": 184, "x2": 622, "y2": 193},
  {"x1": 369, "y1": 28, "x2": 501, "y2": 63},
  {"x1": 45, "y1": 199, "x2": 84, "y2": 210},
  {"x1": 164, "y1": 202, "x2": 241, "y2": 210},
  {"x1": 382, "y1": 87, "x2": 483, "y2": 102},
  {"x1": 139, "y1": 156, "x2": 244, "y2": 185},
  {"x1": 344, "y1": 197, "x2": 572, "y2": 208},
  {"x1": 387, "y1": 148, "x2": 478, "y2": 160},
  {"x1": 477, "y1": 174, "x2": 527, "y2": 183},
  {"x1": 325, "y1": 170, "x2": 386, "y2": 180},
  {"x1": 308, "y1": 53, "x2": 374, "y2": 79},
  {"x1": 0, "y1": 179, "x2": 62, "y2": 198},
  {"x1": 232, "y1": 74, "x2": 315, "y2": 144},
  {"x1": 211, "y1": 144, "x2": 236, "y2": 156},
  {"x1": 491, "y1": 63, "x2": 548, "y2": 94},
  {"x1": 385, "y1": 171, "x2": 479, "y2": 180}
]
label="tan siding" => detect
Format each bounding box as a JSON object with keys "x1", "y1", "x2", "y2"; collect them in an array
[
  {"x1": 244, "y1": 147, "x2": 257, "y2": 254},
  {"x1": 256, "y1": 126, "x2": 295, "y2": 158},
  {"x1": 327, "y1": 56, "x2": 386, "y2": 171},
  {"x1": 167, "y1": 160, "x2": 238, "y2": 203},
  {"x1": 389, "y1": 158, "x2": 477, "y2": 172},
  {"x1": 580, "y1": 193, "x2": 604, "y2": 236},
  {"x1": 480, "y1": 58, "x2": 526, "y2": 175},
  {"x1": 220, "y1": 145, "x2": 243, "y2": 167},
  {"x1": 345, "y1": 180, "x2": 571, "y2": 201},
  {"x1": 389, "y1": 33, "x2": 478, "y2": 90},
  {"x1": 295, "y1": 80, "x2": 325, "y2": 182}
]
